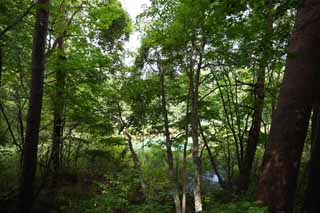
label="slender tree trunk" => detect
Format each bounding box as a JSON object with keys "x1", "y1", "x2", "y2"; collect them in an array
[
  {"x1": 182, "y1": 93, "x2": 190, "y2": 213},
  {"x1": 0, "y1": 46, "x2": 24, "y2": 153},
  {"x1": 51, "y1": 38, "x2": 66, "y2": 188},
  {"x1": 0, "y1": 46, "x2": 23, "y2": 152},
  {"x1": 304, "y1": 103, "x2": 320, "y2": 212},
  {"x1": 238, "y1": 0, "x2": 273, "y2": 192},
  {"x1": 159, "y1": 66, "x2": 182, "y2": 213},
  {"x1": 16, "y1": 1, "x2": 50, "y2": 212},
  {"x1": 257, "y1": 1, "x2": 320, "y2": 211},
  {"x1": 199, "y1": 121, "x2": 225, "y2": 188},
  {"x1": 182, "y1": 135, "x2": 188, "y2": 213},
  {"x1": 0, "y1": 46, "x2": 2, "y2": 85},
  {"x1": 239, "y1": 64, "x2": 266, "y2": 191},
  {"x1": 188, "y1": 69, "x2": 202, "y2": 212},
  {"x1": 124, "y1": 130, "x2": 146, "y2": 193}
]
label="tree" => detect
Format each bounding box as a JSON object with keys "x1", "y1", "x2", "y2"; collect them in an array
[
  {"x1": 257, "y1": 0, "x2": 320, "y2": 211},
  {"x1": 16, "y1": 0, "x2": 50, "y2": 212},
  {"x1": 304, "y1": 103, "x2": 320, "y2": 212},
  {"x1": 238, "y1": 0, "x2": 274, "y2": 191},
  {"x1": 158, "y1": 59, "x2": 182, "y2": 213},
  {"x1": 51, "y1": 38, "x2": 66, "y2": 188},
  {"x1": 188, "y1": 41, "x2": 204, "y2": 212}
]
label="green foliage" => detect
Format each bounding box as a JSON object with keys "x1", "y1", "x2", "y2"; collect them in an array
[
  {"x1": 207, "y1": 201, "x2": 267, "y2": 213},
  {"x1": 87, "y1": 0, "x2": 132, "y2": 50},
  {"x1": 0, "y1": 0, "x2": 303, "y2": 212},
  {"x1": 0, "y1": 146, "x2": 19, "y2": 212}
]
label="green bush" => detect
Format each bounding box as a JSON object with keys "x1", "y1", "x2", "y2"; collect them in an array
[{"x1": 206, "y1": 201, "x2": 267, "y2": 213}]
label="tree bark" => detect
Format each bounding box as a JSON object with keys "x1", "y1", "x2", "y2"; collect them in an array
[
  {"x1": 16, "y1": 0, "x2": 50, "y2": 212},
  {"x1": 182, "y1": 132, "x2": 188, "y2": 213},
  {"x1": 304, "y1": 103, "x2": 320, "y2": 213},
  {"x1": 257, "y1": 1, "x2": 320, "y2": 211},
  {"x1": 188, "y1": 67, "x2": 202, "y2": 212},
  {"x1": 199, "y1": 121, "x2": 225, "y2": 188},
  {"x1": 182, "y1": 91, "x2": 190, "y2": 213},
  {"x1": 159, "y1": 65, "x2": 182, "y2": 213},
  {"x1": 51, "y1": 38, "x2": 66, "y2": 188},
  {"x1": 124, "y1": 130, "x2": 146, "y2": 193},
  {"x1": 238, "y1": 0, "x2": 273, "y2": 192}
]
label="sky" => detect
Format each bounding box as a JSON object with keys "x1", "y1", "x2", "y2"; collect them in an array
[{"x1": 119, "y1": 0, "x2": 151, "y2": 50}]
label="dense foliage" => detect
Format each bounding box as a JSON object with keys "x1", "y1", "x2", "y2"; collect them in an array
[{"x1": 1, "y1": 0, "x2": 318, "y2": 212}]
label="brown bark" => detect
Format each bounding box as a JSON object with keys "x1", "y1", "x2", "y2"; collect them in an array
[
  {"x1": 51, "y1": 38, "x2": 66, "y2": 187},
  {"x1": 182, "y1": 132, "x2": 188, "y2": 213},
  {"x1": 304, "y1": 103, "x2": 320, "y2": 213},
  {"x1": 257, "y1": 1, "x2": 320, "y2": 211},
  {"x1": 159, "y1": 65, "x2": 182, "y2": 213},
  {"x1": 187, "y1": 35, "x2": 206, "y2": 211},
  {"x1": 188, "y1": 67, "x2": 202, "y2": 212},
  {"x1": 238, "y1": 0, "x2": 273, "y2": 192},
  {"x1": 124, "y1": 130, "x2": 146, "y2": 193},
  {"x1": 16, "y1": 0, "x2": 50, "y2": 212},
  {"x1": 239, "y1": 65, "x2": 266, "y2": 190},
  {"x1": 199, "y1": 121, "x2": 225, "y2": 188},
  {"x1": 182, "y1": 91, "x2": 190, "y2": 213}
]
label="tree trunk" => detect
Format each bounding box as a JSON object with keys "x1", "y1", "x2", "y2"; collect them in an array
[
  {"x1": 238, "y1": 0, "x2": 273, "y2": 192},
  {"x1": 16, "y1": 0, "x2": 50, "y2": 212},
  {"x1": 182, "y1": 135, "x2": 188, "y2": 213},
  {"x1": 199, "y1": 121, "x2": 225, "y2": 188},
  {"x1": 51, "y1": 38, "x2": 66, "y2": 188},
  {"x1": 188, "y1": 68, "x2": 202, "y2": 212},
  {"x1": 239, "y1": 63, "x2": 266, "y2": 191},
  {"x1": 0, "y1": 46, "x2": 2, "y2": 85},
  {"x1": 159, "y1": 66, "x2": 182, "y2": 213},
  {"x1": 124, "y1": 130, "x2": 146, "y2": 193},
  {"x1": 182, "y1": 92, "x2": 190, "y2": 213},
  {"x1": 0, "y1": 46, "x2": 23, "y2": 153},
  {"x1": 257, "y1": 1, "x2": 320, "y2": 211},
  {"x1": 304, "y1": 103, "x2": 320, "y2": 212}
]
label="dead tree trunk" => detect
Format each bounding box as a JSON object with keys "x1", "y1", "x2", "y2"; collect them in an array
[
  {"x1": 16, "y1": 0, "x2": 50, "y2": 212},
  {"x1": 257, "y1": 1, "x2": 320, "y2": 211}
]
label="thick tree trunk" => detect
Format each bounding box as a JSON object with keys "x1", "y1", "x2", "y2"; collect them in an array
[
  {"x1": 51, "y1": 38, "x2": 66, "y2": 187},
  {"x1": 257, "y1": 1, "x2": 320, "y2": 211},
  {"x1": 238, "y1": 0, "x2": 273, "y2": 192},
  {"x1": 304, "y1": 103, "x2": 320, "y2": 212},
  {"x1": 16, "y1": 1, "x2": 50, "y2": 212},
  {"x1": 159, "y1": 66, "x2": 181, "y2": 213}
]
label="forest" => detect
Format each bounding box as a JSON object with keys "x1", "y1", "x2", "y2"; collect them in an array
[{"x1": 0, "y1": 0, "x2": 319, "y2": 212}]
